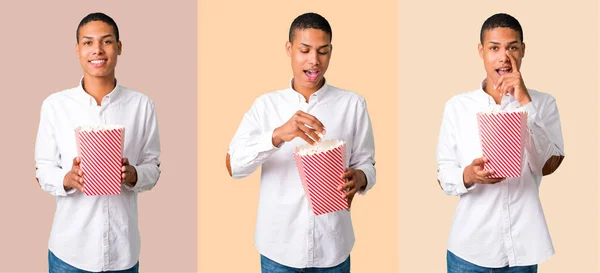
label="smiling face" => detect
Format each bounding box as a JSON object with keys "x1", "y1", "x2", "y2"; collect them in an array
[
  {"x1": 76, "y1": 20, "x2": 121, "y2": 80},
  {"x1": 286, "y1": 28, "x2": 332, "y2": 94},
  {"x1": 478, "y1": 27, "x2": 525, "y2": 86}
]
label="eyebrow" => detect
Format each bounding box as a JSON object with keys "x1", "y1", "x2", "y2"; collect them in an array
[
  {"x1": 81, "y1": 34, "x2": 114, "y2": 40},
  {"x1": 300, "y1": 43, "x2": 331, "y2": 49},
  {"x1": 488, "y1": 40, "x2": 520, "y2": 45}
]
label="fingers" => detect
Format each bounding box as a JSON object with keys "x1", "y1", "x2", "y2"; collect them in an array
[
  {"x1": 471, "y1": 157, "x2": 488, "y2": 166},
  {"x1": 66, "y1": 171, "x2": 84, "y2": 191},
  {"x1": 296, "y1": 122, "x2": 322, "y2": 144},
  {"x1": 340, "y1": 169, "x2": 353, "y2": 181},
  {"x1": 482, "y1": 178, "x2": 504, "y2": 184},
  {"x1": 296, "y1": 130, "x2": 316, "y2": 145},
  {"x1": 295, "y1": 111, "x2": 325, "y2": 134},
  {"x1": 506, "y1": 51, "x2": 519, "y2": 72},
  {"x1": 475, "y1": 168, "x2": 494, "y2": 178},
  {"x1": 72, "y1": 157, "x2": 80, "y2": 167},
  {"x1": 122, "y1": 158, "x2": 130, "y2": 166}
]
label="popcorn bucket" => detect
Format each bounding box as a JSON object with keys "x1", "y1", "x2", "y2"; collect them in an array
[
  {"x1": 75, "y1": 125, "x2": 125, "y2": 196},
  {"x1": 477, "y1": 111, "x2": 528, "y2": 178},
  {"x1": 293, "y1": 139, "x2": 348, "y2": 215}
]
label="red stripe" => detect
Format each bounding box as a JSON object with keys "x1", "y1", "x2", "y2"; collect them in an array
[
  {"x1": 76, "y1": 128, "x2": 123, "y2": 196},
  {"x1": 477, "y1": 112, "x2": 525, "y2": 178}
]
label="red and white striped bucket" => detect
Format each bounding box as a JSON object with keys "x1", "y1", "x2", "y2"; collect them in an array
[
  {"x1": 293, "y1": 140, "x2": 348, "y2": 215},
  {"x1": 477, "y1": 111, "x2": 528, "y2": 178},
  {"x1": 75, "y1": 125, "x2": 124, "y2": 196}
]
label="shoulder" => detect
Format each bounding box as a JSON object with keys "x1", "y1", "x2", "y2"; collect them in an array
[
  {"x1": 443, "y1": 89, "x2": 480, "y2": 112},
  {"x1": 528, "y1": 89, "x2": 556, "y2": 105},
  {"x1": 42, "y1": 86, "x2": 77, "y2": 104},
  {"x1": 326, "y1": 84, "x2": 367, "y2": 107},
  {"x1": 118, "y1": 86, "x2": 156, "y2": 108}
]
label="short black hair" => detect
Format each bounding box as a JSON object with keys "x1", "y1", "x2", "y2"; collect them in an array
[
  {"x1": 288, "y1": 12, "x2": 332, "y2": 43},
  {"x1": 480, "y1": 13, "x2": 523, "y2": 44},
  {"x1": 76, "y1": 12, "x2": 119, "y2": 43}
]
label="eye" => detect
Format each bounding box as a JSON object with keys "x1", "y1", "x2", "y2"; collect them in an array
[
  {"x1": 318, "y1": 50, "x2": 329, "y2": 55},
  {"x1": 300, "y1": 49, "x2": 309, "y2": 54},
  {"x1": 509, "y1": 46, "x2": 518, "y2": 51},
  {"x1": 83, "y1": 41, "x2": 92, "y2": 46},
  {"x1": 490, "y1": 46, "x2": 498, "y2": 51},
  {"x1": 104, "y1": 40, "x2": 113, "y2": 44}
]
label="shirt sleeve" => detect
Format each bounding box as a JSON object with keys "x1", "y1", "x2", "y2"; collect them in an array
[
  {"x1": 35, "y1": 99, "x2": 75, "y2": 196},
  {"x1": 519, "y1": 95, "x2": 565, "y2": 176},
  {"x1": 228, "y1": 98, "x2": 281, "y2": 179},
  {"x1": 124, "y1": 100, "x2": 161, "y2": 193},
  {"x1": 437, "y1": 100, "x2": 477, "y2": 196},
  {"x1": 350, "y1": 98, "x2": 376, "y2": 195}
]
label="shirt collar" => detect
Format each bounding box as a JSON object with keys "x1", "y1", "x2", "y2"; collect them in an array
[
  {"x1": 74, "y1": 77, "x2": 122, "y2": 106},
  {"x1": 288, "y1": 77, "x2": 330, "y2": 103}
]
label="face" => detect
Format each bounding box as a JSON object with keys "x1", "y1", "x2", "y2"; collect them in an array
[
  {"x1": 76, "y1": 20, "x2": 122, "y2": 79},
  {"x1": 478, "y1": 27, "x2": 525, "y2": 84},
  {"x1": 286, "y1": 28, "x2": 332, "y2": 92}
]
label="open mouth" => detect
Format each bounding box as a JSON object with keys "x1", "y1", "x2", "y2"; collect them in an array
[
  {"x1": 89, "y1": 59, "x2": 107, "y2": 68},
  {"x1": 304, "y1": 69, "x2": 320, "y2": 81},
  {"x1": 496, "y1": 67, "x2": 512, "y2": 76}
]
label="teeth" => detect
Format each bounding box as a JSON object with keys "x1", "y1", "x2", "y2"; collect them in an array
[{"x1": 90, "y1": 60, "x2": 106, "y2": 64}]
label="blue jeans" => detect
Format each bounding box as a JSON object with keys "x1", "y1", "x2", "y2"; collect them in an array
[
  {"x1": 447, "y1": 251, "x2": 537, "y2": 273},
  {"x1": 49, "y1": 250, "x2": 139, "y2": 273},
  {"x1": 260, "y1": 255, "x2": 350, "y2": 273}
]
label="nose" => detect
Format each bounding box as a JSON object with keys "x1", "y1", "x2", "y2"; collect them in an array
[
  {"x1": 499, "y1": 49, "x2": 510, "y2": 63},
  {"x1": 92, "y1": 42, "x2": 104, "y2": 55},
  {"x1": 308, "y1": 51, "x2": 319, "y2": 66}
]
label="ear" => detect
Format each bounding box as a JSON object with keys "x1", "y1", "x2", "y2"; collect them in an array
[
  {"x1": 286, "y1": 41, "x2": 293, "y2": 57},
  {"x1": 118, "y1": 40, "x2": 123, "y2": 55},
  {"x1": 478, "y1": 43, "x2": 484, "y2": 59},
  {"x1": 521, "y1": 42, "x2": 526, "y2": 59}
]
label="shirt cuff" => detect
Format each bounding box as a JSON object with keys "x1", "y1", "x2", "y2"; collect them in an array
[
  {"x1": 519, "y1": 102, "x2": 542, "y2": 130},
  {"x1": 356, "y1": 164, "x2": 376, "y2": 195},
  {"x1": 454, "y1": 166, "x2": 477, "y2": 195},
  {"x1": 260, "y1": 128, "x2": 281, "y2": 152}
]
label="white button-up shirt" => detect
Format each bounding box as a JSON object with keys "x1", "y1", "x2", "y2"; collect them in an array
[
  {"x1": 228, "y1": 80, "x2": 376, "y2": 268},
  {"x1": 35, "y1": 80, "x2": 161, "y2": 272},
  {"x1": 436, "y1": 80, "x2": 564, "y2": 267}
]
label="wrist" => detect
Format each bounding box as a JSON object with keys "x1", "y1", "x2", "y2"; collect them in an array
[
  {"x1": 462, "y1": 169, "x2": 474, "y2": 188},
  {"x1": 359, "y1": 170, "x2": 367, "y2": 190},
  {"x1": 272, "y1": 127, "x2": 283, "y2": 147}
]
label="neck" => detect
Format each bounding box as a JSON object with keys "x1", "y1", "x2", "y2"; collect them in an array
[
  {"x1": 83, "y1": 75, "x2": 116, "y2": 106},
  {"x1": 293, "y1": 78, "x2": 324, "y2": 103},
  {"x1": 483, "y1": 78, "x2": 502, "y2": 105}
]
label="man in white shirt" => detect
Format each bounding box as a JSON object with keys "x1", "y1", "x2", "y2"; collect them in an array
[
  {"x1": 437, "y1": 13, "x2": 564, "y2": 272},
  {"x1": 226, "y1": 13, "x2": 376, "y2": 272},
  {"x1": 35, "y1": 13, "x2": 160, "y2": 273}
]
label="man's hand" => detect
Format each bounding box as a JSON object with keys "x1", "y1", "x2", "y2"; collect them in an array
[
  {"x1": 122, "y1": 158, "x2": 138, "y2": 187},
  {"x1": 463, "y1": 157, "x2": 504, "y2": 188},
  {"x1": 272, "y1": 110, "x2": 325, "y2": 147},
  {"x1": 63, "y1": 157, "x2": 84, "y2": 192},
  {"x1": 338, "y1": 168, "x2": 367, "y2": 209},
  {"x1": 494, "y1": 51, "x2": 531, "y2": 106}
]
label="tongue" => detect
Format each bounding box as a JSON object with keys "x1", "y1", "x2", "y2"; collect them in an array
[
  {"x1": 306, "y1": 71, "x2": 318, "y2": 81},
  {"x1": 498, "y1": 69, "x2": 510, "y2": 76}
]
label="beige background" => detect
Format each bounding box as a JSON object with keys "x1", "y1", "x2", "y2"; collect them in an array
[
  {"x1": 399, "y1": 1, "x2": 599, "y2": 273},
  {"x1": 0, "y1": 1, "x2": 197, "y2": 272},
  {"x1": 198, "y1": 1, "x2": 398, "y2": 272}
]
